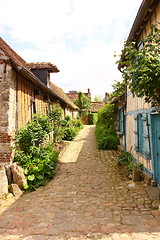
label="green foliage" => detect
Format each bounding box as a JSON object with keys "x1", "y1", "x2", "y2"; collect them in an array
[
  {"x1": 95, "y1": 104, "x2": 119, "y2": 149},
  {"x1": 14, "y1": 145, "x2": 58, "y2": 191},
  {"x1": 98, "y1": 104, "x2": 118, "y2": 130},
  {"x1": 15, "y1": 114, "x2": 52, "y2": 152},
  {"x1": 118, "y1": 152, "x2": 134, "y2": 175},
  {"x1": 62, "y1": 115, "x2": 83, "y2": 141},
  {"x1": 63, "y1": 127, "x2": 77, "y2": 141},
  {"x1": 96, "y1": 123, "x2": 119, "y2": 149},
  {"x1": 118, "y1": 152, "x2": 133, "y2": 166},
  {"x1": 109, "y1": 80, "x2": 126, "y2": 100},
  {"x1": 118, "y1": 25, "x2": 160, "y2": 106},
  {"x1": 74, "y1": 92, "x2": 91, "y2": 116},
  {"x1": 94, "y1": 95, "x2": 103, "y2": 102},
  {"x1": 49, "y1": 104, "x2": 63, "y2": 142},
  {"x1": 14, "y1": 114, "x2": 58, "y2": 191},
  {"x1": 89, "y1": 113, "x2": 98, "y2": 125},
  {"x1": 117, "y1": 152, "x2": 144, "y2": 178}
]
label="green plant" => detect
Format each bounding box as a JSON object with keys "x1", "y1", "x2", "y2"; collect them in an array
[
  {"x1": 15, "y1": 114, "x2": 53, "y2": 152},
  {"x1": 118, "y1": 152, "x2": 134, "y2": 175},
  {"x1": 63, "y1": 127, "x2": 77, "y2": 141},
  {"x1": 62, "y1": 116, "x2": 83, "y2": 141},
  {"x1": 89, "y1": 113, "x2": 98, "y2": 125},
  {"x1": 14, "y1": 145, "x2": 58, "y2": 191},
  {"x1": 95, "y1": 104, "x2": 118, "y2": 150},
  {"x1": 109, "y1": 80, "x2": 126, "y2": 100},
  {"x1": 14, "y1": 114, "x2": 58, "y2": 191},
  {"x1": 118, "y1": 25, "x2": 160, "y2": 106},
  {"x1": 74, "y1": 92, "x2": 91, "y2": 116},
  {"x1": 49, "y1": 104, "x2": 63, "y2": 142},
  {"x1": 118, "y1": 152, "x2": 132, "y2": 165}
]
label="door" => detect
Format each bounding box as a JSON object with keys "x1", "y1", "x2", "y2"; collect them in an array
[{"x1": 151, "y1": 114, "x2": 160, "y2": 186}]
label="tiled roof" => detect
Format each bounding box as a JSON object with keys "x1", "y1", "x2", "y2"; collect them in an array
[
  {"x1": 91, "y1": 102, "x2": 104, "y2": 112},
  {"x1": 66, "y1": 91, "x2": 91, "y2": 101},
  {"x1": 0, "y1": 37, "x2": 27, "y2": 68},
  {"x1": 66, "y1": 92, "x2": 79, "y2": 101},
  {"x1": 27, "y1": 62, "x2": 59, "y2": 73},
  {"x1": 50, "y1": 82, "x2": 78, "y2": 109}
]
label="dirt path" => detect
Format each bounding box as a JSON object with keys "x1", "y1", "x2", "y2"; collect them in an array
[{"x1": 0, "y1": 125, "x2": 160, "y2": 240}]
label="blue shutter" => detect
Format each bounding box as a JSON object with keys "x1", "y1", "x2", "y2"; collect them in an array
[
  {"x1": 118, "y1": 108, "x2": 124, "y2": 133},
  {"x1": 134, "y1": 115, "x2": 139, "y2": 152}
]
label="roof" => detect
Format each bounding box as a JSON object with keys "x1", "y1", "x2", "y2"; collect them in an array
[
  {"x1": 66, "y1": 90, "x2": 91, "y2": 101},
  {"x1": 0, "y1": 37, "x2": 77, "y2": 110},
  {"x1": 110, "y1": 93, "x2": 125, "y2": 104},
  {"x1": 0, "y1": 37, "x2": 27, "y2": 68},
  {"x1": 127, "y1": 0, "x2": 159, "y2": 42},
  {"x1": 118, "y1": 0, "x2": 159, "y2": 70},
  {"x1": 50, "y1": 82, "x2": 78, "y2": 109},
  {"x1": 27, "y1": 62, "x2": 59, "y2": 73},
  {"x1": 91, "y1": 102, "x2": 104, "y2": 113},
  {"x1": 66, "y1": 92, "x2": 79, "y2": 101}
]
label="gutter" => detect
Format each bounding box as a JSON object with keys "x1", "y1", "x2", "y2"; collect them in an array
[{"x1": 17, "y1": 66, "x2": 78, "y2": 110}]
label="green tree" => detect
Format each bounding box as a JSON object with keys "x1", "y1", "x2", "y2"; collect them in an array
[
  {"x1": 94, "y1": 95, "x2": 103, "y2": 102},
  {"x1": 117, "y1": 25, "x2": 160, "y2": 106},
  {"x1": 109, "y1": 80, "x2": 126, "y2": 100},
  {"x1": 74, "y1": 92, "x2": 91, "y2": 116}
]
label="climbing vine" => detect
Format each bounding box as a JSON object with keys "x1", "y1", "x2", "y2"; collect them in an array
[{"x1": 118, "y1": 25, "x2": 160, "y2": 106}]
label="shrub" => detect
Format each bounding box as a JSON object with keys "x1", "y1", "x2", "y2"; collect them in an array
[
  {"x1": 14, "y1": 145, "x2": 58, "y2": 191},
  {"x1": 95, "y1": 104, "x2": 119, "y2": 150},
  {"x1": 15, "y1": 114, "x2": 53, "y2": 152},
  {"x1": 89, "y1": 113, "x2": 98, "y2": 125},
  {"x1": 62, "y1": 116, "x2": 83, "y2": 141},
  {"x1": 14, "y1": 114, "x2": 58, "y2": 191},
  {"x1": 63, "y1": 127, "x2": 77, "y2": 141},
  {"x1": 96, "y1": 123, "x2": 119, "y2": 150}
]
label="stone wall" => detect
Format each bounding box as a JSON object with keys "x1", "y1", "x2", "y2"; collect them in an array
[{"x1": 0, "y1": 55, "x2": 15, "y2": 163}]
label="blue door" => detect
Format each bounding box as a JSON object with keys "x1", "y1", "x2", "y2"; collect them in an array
[{"x1": 151, "y1": 114, "x2": 160, "y2": 186}]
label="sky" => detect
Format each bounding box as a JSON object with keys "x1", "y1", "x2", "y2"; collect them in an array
[{"x1": 0, "y1": 0, "x2": 143, "y2": 100}]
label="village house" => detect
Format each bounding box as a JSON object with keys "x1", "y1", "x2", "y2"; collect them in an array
[
  {"x1": 66, "y1": 89, "x2": 107, "y2": 124},
  {"x1": 117, "y1": 0, "x2": 160, "y2": 186},
  {"x1": 0, "y1": 38, "x2": 78, "y2": 164},
  {"x1": 66, "y1": 89, "x2": 91, "y2": 101}
]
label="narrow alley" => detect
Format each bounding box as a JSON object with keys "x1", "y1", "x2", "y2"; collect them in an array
[{"x1": 0, "y1": 126, "x2": 160, "y2": 240}]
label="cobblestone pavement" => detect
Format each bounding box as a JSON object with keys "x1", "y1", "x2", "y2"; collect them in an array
[{"x1": 1, "y1": 125, "x2": 160, "y2": 240}]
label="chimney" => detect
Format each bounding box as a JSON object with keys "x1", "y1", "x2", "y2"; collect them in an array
[
  {"x1": 88, "y1": 88, "x2": 90, "y2": 94},
  {"x1": 104, "y1": 92, "x2": 109, "y2": 102}
]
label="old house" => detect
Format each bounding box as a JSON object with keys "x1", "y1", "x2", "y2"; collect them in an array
[
  {"x1": 117, "y1": 0, "x2": 160, "y2": 185},
  {"x1": 66, "y1": 89, "x2": 91, "y2": 101},
  {"x1": 0, "y1": 38, "x2": 78, "y2": 164}
]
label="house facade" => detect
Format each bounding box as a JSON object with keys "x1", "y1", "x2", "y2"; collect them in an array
[
  {"x1": 0, "y1": 38, "x2": 78, "y2": 164},
  {"x1": 118, "y1": 0, "x2": 160, "y2": 185}
]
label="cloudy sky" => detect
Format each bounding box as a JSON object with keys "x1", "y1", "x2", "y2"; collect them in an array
[{"x1": 0, "y1": 0, "x2": 142, "y2": 99}]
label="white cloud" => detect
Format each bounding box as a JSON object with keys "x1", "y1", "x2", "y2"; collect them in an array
[{"x1": 0, "y1": 0, "x2": 142, "y2": 99}]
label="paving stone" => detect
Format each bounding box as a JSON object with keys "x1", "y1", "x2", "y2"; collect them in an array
[{"x1": 0, "y1": 126, "x2": 160, "y2": 239}]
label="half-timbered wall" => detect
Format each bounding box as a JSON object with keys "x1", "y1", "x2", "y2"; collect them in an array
[{"x1": 125, "y1": 3, "x2": 160, "y2": 179}]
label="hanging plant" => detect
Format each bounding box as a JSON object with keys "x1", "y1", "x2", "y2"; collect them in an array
[{"x1": 117, "y1": 25, "x2": 160, "y2": 106}]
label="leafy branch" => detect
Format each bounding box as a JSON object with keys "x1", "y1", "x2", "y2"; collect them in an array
[{"x1": 117, "y1": 25, "x2": 160, "y2": 106}]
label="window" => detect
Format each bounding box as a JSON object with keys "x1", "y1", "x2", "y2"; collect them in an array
[
  {"x1": 118, "y1": 108, "x2": 124, "y2": 133},
  {"x1": 134, "y1": 113, "x2": 151, "y2": 158}
]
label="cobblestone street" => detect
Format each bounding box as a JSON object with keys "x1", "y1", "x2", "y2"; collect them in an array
[{"x1": 0, "y1": 125, "x2": 160, "y2": 240}]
